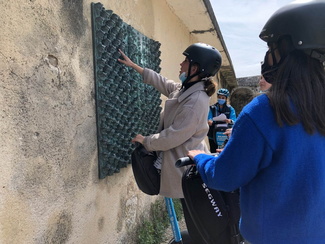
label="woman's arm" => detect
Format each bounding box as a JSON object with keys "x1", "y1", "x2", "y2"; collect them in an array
[
  {"x1": 190, "y1": 114, "x2": 273, "y2": 192},
  {"x1": 207, "y1": 108, "x2": 214, "y2": 126},
  {"x1": 229, "y1": 106, "x2": 237, "y2": 122},
  {"x1": 143, "y1": 105, "x2": 202, "y2": 151}
]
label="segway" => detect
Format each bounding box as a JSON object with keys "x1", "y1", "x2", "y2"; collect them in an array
[
  {"x1": 175, "y1": 156, "x2": 244, "y2": 244},
  {"x1": 213, "y1": 123, "x2": 231, "y2": 149}
]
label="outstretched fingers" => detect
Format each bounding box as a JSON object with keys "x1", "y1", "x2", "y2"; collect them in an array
[{"x1": 118, "y1": 49, "x2": 132, "y2": 66}]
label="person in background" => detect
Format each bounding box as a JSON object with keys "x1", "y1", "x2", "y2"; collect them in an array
[
  {"x1": 118, "y1": 43, "x2": 222, "y2": 243},
  {"x1": 188, "y1": 1, "x2": 325, "y2": 243},
  {"x1": 207, "y1": 88, "x2": 236, "y2": 152},
  {"x1": 258, "y1": 75, "x2": 272, "y2": 92}
]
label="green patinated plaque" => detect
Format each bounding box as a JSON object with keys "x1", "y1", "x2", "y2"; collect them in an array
[{"x1": 91, "y1": 2, "x2": 162, "y2": 178}]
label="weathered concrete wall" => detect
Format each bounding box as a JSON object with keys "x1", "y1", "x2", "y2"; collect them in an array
[{"x1": 0, "y1": 1, "x2": 199, "y2": 243}]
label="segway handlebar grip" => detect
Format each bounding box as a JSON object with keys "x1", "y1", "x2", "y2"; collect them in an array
[
  {"x1": 175, "y1": 153, "x2": 219, "y2": 168},
  {"x1": 175, "y1": 157, "x2": 194, "y2": 168}
]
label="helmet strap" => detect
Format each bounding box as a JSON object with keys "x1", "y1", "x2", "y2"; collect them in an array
[
  {"x1": 181, "y1": 62, "x2": 202, "y2": 88},
  {"x1": 270, "y1": 46, "x2": 282, "y2": 66}
]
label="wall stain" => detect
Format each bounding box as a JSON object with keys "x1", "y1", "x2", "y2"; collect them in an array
[
  {"x1": 42, "y1": 211, "x2": 72, "y2": 244},
  {"x1": 97, "y1": 216, "x2": 105, "y2": 232},
  {"x1": 60, "y1": 0, "x2": 86, "y2": 40}
]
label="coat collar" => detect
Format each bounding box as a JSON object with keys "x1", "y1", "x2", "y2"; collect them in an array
[{"x1": 178, "y1": 81, "x2": 205, "y2": 103}]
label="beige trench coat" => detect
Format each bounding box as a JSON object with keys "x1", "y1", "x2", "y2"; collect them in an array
[{"x1": 142, "y1": 68, "x2": 210, "y2": 198}]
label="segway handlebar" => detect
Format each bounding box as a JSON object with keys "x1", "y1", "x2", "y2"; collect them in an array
[
  {"x1": 175, "y1": 157, "x2": 194, "y2": 168},
  {"x1": 175, "y1": 153, "x2": 219, "y2": 168}
]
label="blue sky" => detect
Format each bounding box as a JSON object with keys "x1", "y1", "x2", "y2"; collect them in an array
[{"x1": 210, "y1": 0, "x2": 293, "y2": 78}]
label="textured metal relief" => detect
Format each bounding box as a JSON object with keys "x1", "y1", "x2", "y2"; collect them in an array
[{"x1": 91, "y1": 3, "x2": 162, "y2": 178}]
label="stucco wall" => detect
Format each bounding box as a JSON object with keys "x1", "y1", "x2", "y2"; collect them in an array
[{"x1": 0, "y1": 1, "x2": 202, "y2": 243}]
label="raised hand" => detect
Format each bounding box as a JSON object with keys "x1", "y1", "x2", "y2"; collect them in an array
[{"x1": 118, "y1": 49, "x2": 144, "y2": 75}]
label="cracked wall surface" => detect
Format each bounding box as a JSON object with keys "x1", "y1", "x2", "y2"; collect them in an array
[{"x1": 0, "y1": 1, "x2": 201, "y2": 243}]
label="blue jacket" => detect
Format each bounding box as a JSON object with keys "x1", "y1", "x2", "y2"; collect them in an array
[
  {"x1": 194, "y1": 94, "x2": 325, "y2": 244},
  {"x1": 207, "y1": 103, "x2": 236, "y2": 139},
  {"x1": 207, "y1": 103, "x2": 237, "y2": 122}
]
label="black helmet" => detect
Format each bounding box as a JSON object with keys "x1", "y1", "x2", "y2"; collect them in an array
[
  {"x1": 183, "y1": 43, "x2": 222, "y2": 77},
  {"x1": 259, "y1": 1, "x2": 325, "y2": 54}
]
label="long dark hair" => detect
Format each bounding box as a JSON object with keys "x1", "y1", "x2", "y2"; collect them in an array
[{"x1": 268, "y1": 38, "x2": 325, "y2": 135}]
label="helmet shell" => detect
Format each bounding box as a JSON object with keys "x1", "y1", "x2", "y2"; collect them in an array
[
  {"x1": 259, "y1": 1, "x2": 325, "y2": 51},
  {"x1": 217, "y1": 88, "x2": 229, "y2": 97},
  {"x1": 183, "y1": 43, "x2": 222, "y2": 77}
]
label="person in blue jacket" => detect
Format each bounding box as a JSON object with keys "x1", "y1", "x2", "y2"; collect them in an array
[
  {"x1": 188, "y1": 1, "x2": 325, "y2": 243},
  {"x1": 207, "y1": 88, "x2": 236, "y2": 152}
]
